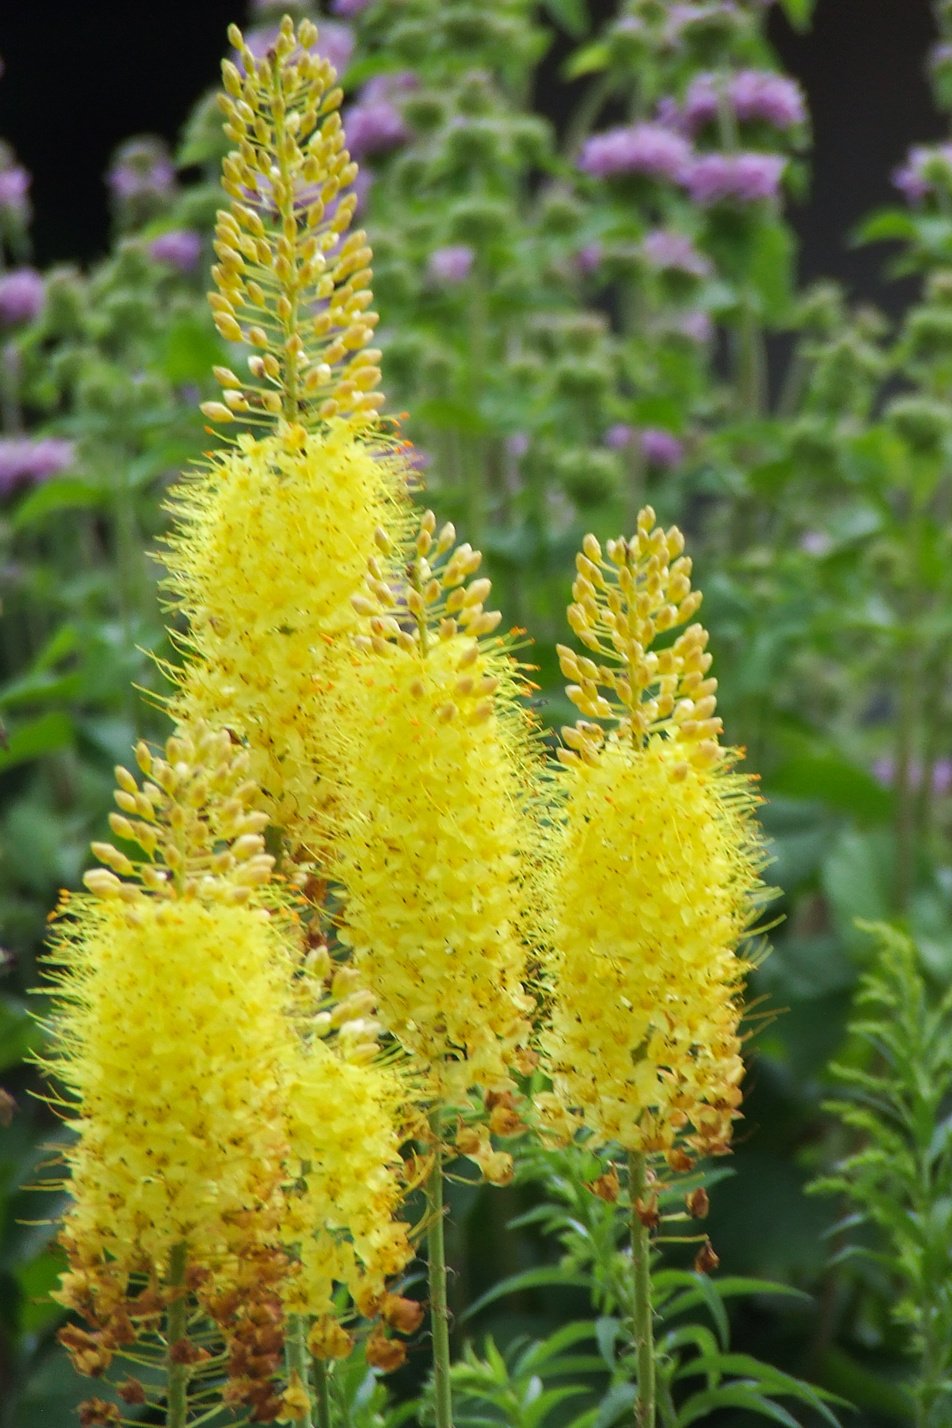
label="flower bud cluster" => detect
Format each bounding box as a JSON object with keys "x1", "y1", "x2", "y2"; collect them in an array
[
  {"x1": 203, "y1": 17, "x2": 382, "y2": 429},
  {"x1": 84, "y1": 724, "x2": 275, "y2": 906},
  {"x1": 557, "y1": 506, "x2": 720, "y2": 767}
]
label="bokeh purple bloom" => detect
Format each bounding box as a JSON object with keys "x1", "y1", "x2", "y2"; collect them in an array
[
  {"x1": 641, "y1": 428, "x2": 685, "y2": 468},
  {"x1": 106, "y1": 137, "x2": 175, "y2": 220},
  {"x1": 427, "y1": 244, "x2": 475, "y2": 284},
  {"x1": 872, "y1": 756, "x2": 952, "y2": 796},
  {"x1": 575, "y1": 242, "x2": 603, "y2": 277},
  {"x1": 0, "y1": 437, "x2": 74, "y2": 496},
  {"x1": 604, "y1": 425, "x2": 684, "y2": 468},
  {"x1": 639, "y1": 228, "x2": 712, "y2": 278},
  {"x1": 578, "y1": 123, "x2": 692, "y2": 183},
  {"x1": 148, "y1": 229, "x2": 202, "y2": 273},
  {"x1": 893, "y1": 143, "x2": 952, "y2": 202},
  {"x1": 332, "y1": 0, "x2": 375, "y2": 14},
  {"x1": 685, "y1": 151, "x2": 785, "y2": 204},
  {"x1": 0, "y1": 268, "x2": 44, "y2": 326},
  {"x1": 678, "y1": 69, "x2": 805, "y2": 133},
  {"x1": 344, "y1": 74, "x2": 414, "y2": 159},
  {"x1": 0, "y1": 162, "x2": 30, "y2": 222}
]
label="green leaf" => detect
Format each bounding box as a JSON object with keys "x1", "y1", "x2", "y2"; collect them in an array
[
  {"x1": 853, "y1": 208, "x2": 919, "y2": 245},
  {"x1": 0, "y1": 712, "x2": 73, "y2": 772},
  {"x1": 676, "y1": 1385, "x2": 803, "y2": 1426},
  {"x1": 0, "y1": 998, "x2": 40, "y2": 1072},
  {"x1": 461, "y1": 1267, "x2": 592, "y2": 1322},
  {"x1": 777, "y1": 0, "x2": 816, "y2": 29},
  {"x1": 541, "y1": 0, "x2": 588, "y2": 37},
  {"x1": 161, "y1": 316, "x2": 225, "y2": 385},
  {"x1": 11, "y1": 478, "x2": 103, "y2": 531},
  {"x1": 677, "y1": 1354, "x2": 846, "y2": 1424},
  {"x1": 769, "y1": 754, "x2": 892, "y2": 821},
  {"x1": 563, "y1": 40, "x2": 609, "y2": 80}
]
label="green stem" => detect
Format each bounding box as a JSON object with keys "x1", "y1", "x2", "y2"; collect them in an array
[
  {"x1": 629, "y1": 1153, "x2": 656, "y2": 1428},
  {"x1": 426, "y1": 1112, "x2": 454, "y2": 1428},
  {"x1": 166, "y1": 1241, "x2": 190, "y2": 1428},
  {"x1": 287, "y1": 1315, "x2": 315, "y2": 1428},
  {"x1": 313, "y1": 1358, "x2": 333, "y2": 1428}
]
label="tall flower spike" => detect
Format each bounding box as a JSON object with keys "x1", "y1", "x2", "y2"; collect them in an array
[
  {"x1": 334, "y1": 511, "x2": 537, "y2": 1110},
  {"x1": 203, "y1": 17, "x2": 382, "y2": 429},
  {"x1": 42, "y1": 725, "x2": 299, "y2": 1424},
  {"x1": 540, "y1": 507, "x2": 769, "y2": 1164},
  {"x1": 162, "y1": 420, "x2": 414, "y2": 857}
]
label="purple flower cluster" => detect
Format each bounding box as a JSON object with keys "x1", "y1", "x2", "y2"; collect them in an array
[
  {"x1": 0, "y1": 437, "x2": 74, "y2": 496},
  {"x1": 893, "y1": 143, "x2": 952, "y2": 203},
  {"x1": 872, "y1": 756, "x2": 952, "y2": 797},
  {"x1": 427, "y1": 244, "x2": 475, "y2": 284},
  {"x1": 0, "y1": 268, "x2": 44, "y2": 326},
  {"x1": 604, "y1": 424, "x2": 684, "y2": 469},
  {"x1": 0, "y1": 157, "x2": 30, "y2": 222},
  {"x1": 678, "y1": 69, "x2": 805, "y2": 134},
  {"x1": 579, "y1": 123, "x2": 692, "y2": 182},
  {"x1": 344, "y1": 73, "x2": 414, "y2": 160},
  {"x1": 148, "y1": 229, "x2": 202, "y2": 273},
  {"x1": 684, "y1": 152, "x2": 785, "y2": 204},
  {"x1": 639, "y1": 228, "x2": 712, "y2": 279},
  {"x1": 331, "y1": 0, "x2": 374, "y2": 14},
  {"x1": 106, "y1": 138, "x2": 175, "y2": 208}
]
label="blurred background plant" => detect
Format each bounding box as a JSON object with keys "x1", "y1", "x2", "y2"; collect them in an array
[{"x1": 1, "y1": 0, "x2": 951, "y2": 1424}]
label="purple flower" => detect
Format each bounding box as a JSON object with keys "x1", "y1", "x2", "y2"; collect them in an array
[
  {"x1": 604, "y1": 423, "x2": 637, "y2": 451},
  {"x1": 685, "y1": 151, "x2": 785, "y2": 205},
  {"x1": 578, "y1": 123, "x2": 692, "y2": 183},
  {"x1": 148, "y1": 229, "x2": 202, "y2": 273},
  {"x1": 0, "y1": 164, "x2": 30, "y2": 221},
  {"x1": 344, "y1": 79, "x2": 412, "y2": 159},
  {"x1": 575, "y1": 242, "x2": 603, "y2": 276},
  {"x1": 639, "y1": 228, "x2": 712, "y2": 278},
  {"x1": 799, "y1": 530, "x2": 831, "y2": 556},
  {"x1": 603, "y1": 425, "x2": 684, "y2": 468},
  {"x1": 332, "y1": 0, "x2": 374, "y2": 13},
  {"x1": 730, "y1": 69, "x2": 806, "y2": 129},
  {"x1": 427, "y1": 244, "x2": 475, "y2": 284},
  {"x1": 506, "y1": 432, "x2": 530, "y2": 460},
  {"x1": 893, "y1": 143, "x2": 952, "y2": 203},
  {"x1": 640, "y1": 428, "x2": 684, "y2": 468},
  {"x1": 678, "y1": 69, "x2": 805, "y2": 134},
  {"x1": 244, "y1": 21, "x2": 354, "y2": 79},
  {"x1": 0, "y1": 268, "x2": 44, "y2": 326},
  {"x1": 0, "y1": 437, "x2": 74, "y2": 496},
  {"x1": 106, "y1": 138, "x2": 175, "y2": 207},
  {"x1": 667, "y1": 310, "x2": 714, "y2": 344},
  {"x1": 872, "y1": 756, "x2": 952, "y2": 796},
  {"x1": 346, "y1": 101, "x2": 408, "y2": 157}
]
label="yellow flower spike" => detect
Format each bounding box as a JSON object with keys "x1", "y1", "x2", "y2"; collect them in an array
[
  {"x1": 541, "y1": 507, "x2": 770, "y2": 1162},
  {"x1": 204, "y1": 17, "x2": 382, "y2": 429},
  {"x1": 281, "y1": 1039, "x2": 415, "y2": 1324},
  {"x1": 334, "y1": 512, "x2": 539, "y2": 1108},
  {"x1": 161, "y1": 420, "x2": 414, "y2": 857},
  {"x1": 40, "y1": 727, "x2": 301, "y2": 1421}
]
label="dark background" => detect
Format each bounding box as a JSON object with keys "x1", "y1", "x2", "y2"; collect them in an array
[{"x1": 0, "y1": 0, "x2": 945, "y2": 308}]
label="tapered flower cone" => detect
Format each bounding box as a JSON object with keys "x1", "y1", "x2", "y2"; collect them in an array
[
  {"x1": 333, "y1": 513, "x2": 538, "y2": 1108},
  {"x1": 162, "y1": 420, "x2": 413, "y2": 855},
  {"x1": 539, "y1": 508, "x2": 768, "y2": 1163}
]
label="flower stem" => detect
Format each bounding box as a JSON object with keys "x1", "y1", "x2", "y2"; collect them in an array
[
  {"x1": 287, "y1": 1314, "x2": 315, "y2": 1428},
  {"x1": 426, "y1": 1112, "x2": 454, "y2": 1428},
  {"x1": 629, "y1": 1153, "x2": 656, "y2": 1428},
  {"x1": 166, "y1": 1241, "x2": 190, "y2": 1428},
  {"x1": 314, "y1": 1358, "x2": 333, "y2": 1428}
]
